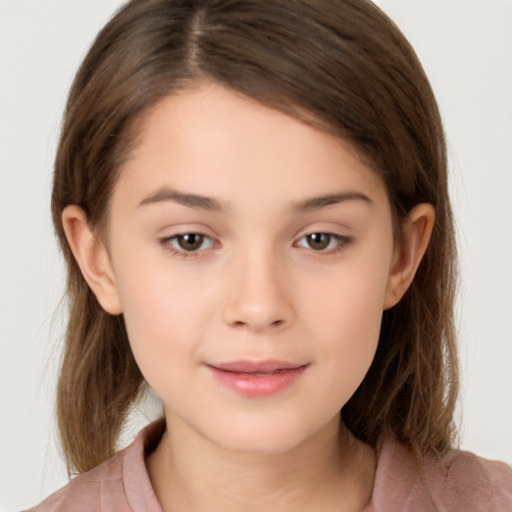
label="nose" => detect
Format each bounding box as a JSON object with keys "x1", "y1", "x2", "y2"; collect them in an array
[{"x1": 222, "y1": 250, "x2": 294, "y2": 333}]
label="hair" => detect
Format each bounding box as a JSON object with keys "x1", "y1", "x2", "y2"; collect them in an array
[{"x1": 52, "y1": 0, "x2": 458, "y2": 474}]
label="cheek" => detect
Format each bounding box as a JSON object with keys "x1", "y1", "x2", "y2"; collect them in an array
[
  {"x1": 118, "y1": 277, "x2": 211, "y2": 413},
  {"x1": 300, "y1": 251, "x2": 392, "y2": 401},
  {"x1": 305, "y1": 245, "x2": 390, "y2": 334},
  {"x1": 111, "y1": 248, "x2": 216, "y2": 384}
]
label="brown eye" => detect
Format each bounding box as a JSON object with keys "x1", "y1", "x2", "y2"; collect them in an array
[
  {"x1": 176, "y1": 233, "x2": 205, "y2": 251},
  {"x1": 306, "y1": 233, "x2": 332, "y2": 250},
  {"x1": 295, "y1": 232, "x2": 351, "y2": 253},
  {"x1": 160, "y1": 232, "x2": 216, "y2": 258}
]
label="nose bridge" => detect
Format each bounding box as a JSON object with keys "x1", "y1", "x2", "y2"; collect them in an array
[{"x1": 222, "y1": 239, "x2": 294, "y2": 332}]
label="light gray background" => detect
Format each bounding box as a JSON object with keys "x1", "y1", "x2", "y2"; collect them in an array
[{"x1": 1, "y1": 1, "x2": 511, "y2": 510}]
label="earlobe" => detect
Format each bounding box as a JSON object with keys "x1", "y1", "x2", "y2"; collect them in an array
[
  {"x1": 383, "y1": 203, "x2": 435, "y2": 310},
  {"x1": 62, "y1": 205, "x2": 123, "y2": 315}
]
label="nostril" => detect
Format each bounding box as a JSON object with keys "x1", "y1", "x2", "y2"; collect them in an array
[{"x1": 228, "y1": 317, "x2": 287, "y2": 332}]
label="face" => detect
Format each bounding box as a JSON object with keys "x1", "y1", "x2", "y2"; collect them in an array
[{"x1": 103, "y1": 84, "x2": 397, "y2": 454}]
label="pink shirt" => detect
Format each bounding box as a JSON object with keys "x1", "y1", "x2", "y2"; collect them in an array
[{"x1": 30, "y1": 421, "x2": 512, "y2": 511}]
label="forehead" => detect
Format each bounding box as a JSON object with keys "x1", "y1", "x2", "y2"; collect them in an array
[{"x1": 113, "y1": 84, "x2": 388, "y2": 213}]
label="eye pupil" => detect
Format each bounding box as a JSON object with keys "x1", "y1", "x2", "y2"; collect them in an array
[
  {"x1": 178, "y1": 234, "x2": 204, "y2": 251},
  {"x1": 307, "y1": 233, "x2": 330, "y2": 250}
]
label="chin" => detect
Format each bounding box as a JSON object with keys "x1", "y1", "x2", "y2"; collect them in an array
[{"x1": 199, "y1": 410, "x2": 337, "y2": 456}]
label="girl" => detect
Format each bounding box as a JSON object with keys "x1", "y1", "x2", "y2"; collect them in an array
[{"x1": 28, "y1": 0, "x2": 512, "y2": 510}]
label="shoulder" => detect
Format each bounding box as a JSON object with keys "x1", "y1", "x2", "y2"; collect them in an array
[
  {"x1": 27, "y1": 420, "x2": 164, "y2": 512},
  {"x1": 370, "y1": 437, "x2": 512, "y2": 512},
  {"x1": 420, "y1": 446, "x2": 512, "y2": 511},
  {"x1": 26, "y1": 455, "x2": 122, "y2": 511}
]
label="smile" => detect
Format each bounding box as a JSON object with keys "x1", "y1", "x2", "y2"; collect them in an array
[{"x1": 206, "y1": 360, "x2": 309, "y2": 398}]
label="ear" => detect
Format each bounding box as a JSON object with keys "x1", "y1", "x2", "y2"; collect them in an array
[
  {"x1": 62, "y1": 205, "x2": 122, "y2": 315},
  {"x1": 384, "y1": 203, "x2": 435, "y2": 310}
]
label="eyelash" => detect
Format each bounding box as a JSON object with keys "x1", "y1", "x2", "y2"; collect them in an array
[
  {"x1": 294, "y1": 233, "x2": 352, "y2": 254},
  {"x1": 159, "y1": 232, "x2": 352, "y2": 260},
  {"x1": 159, "y1": 233, "x2": 215, "y2": 260}
]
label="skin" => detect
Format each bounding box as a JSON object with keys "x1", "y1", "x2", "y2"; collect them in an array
[{"x1": 63, "y1": 84, "x2": 434, "y2": 512}]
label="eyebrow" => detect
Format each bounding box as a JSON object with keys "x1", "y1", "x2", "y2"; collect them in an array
[
  {"x1": 138, "y1": 187, "x2": 372, "y2": 212},
  {"x1": 293, "y1": 191, "x2": 372, "y2": 212},
  {"x1": 138, "y1": 188, "x2": 224, "y2": 211}
]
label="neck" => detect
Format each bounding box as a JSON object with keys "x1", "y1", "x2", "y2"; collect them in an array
[{"x1": 147, "y1": 415, "x2": 376, "y2": 512}]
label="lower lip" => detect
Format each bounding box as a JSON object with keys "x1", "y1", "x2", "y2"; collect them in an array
[{"x1": 207, "y1": 365, "x2": 308, "y2": 398}]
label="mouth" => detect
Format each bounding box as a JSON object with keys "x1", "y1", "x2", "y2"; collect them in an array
[{"x1": 205, "y1": 360, "x2": 309, "y2": 398}]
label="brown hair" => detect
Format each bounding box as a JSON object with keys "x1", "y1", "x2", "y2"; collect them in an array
[{"x1": 53, "y1": 0, "x2": 458, "y2": 474}]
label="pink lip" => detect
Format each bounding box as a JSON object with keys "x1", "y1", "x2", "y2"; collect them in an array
[{"x1": 206, "y1": 360, "x2": 308, "y2": 398}]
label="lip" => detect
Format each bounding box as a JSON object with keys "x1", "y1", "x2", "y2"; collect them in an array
[{"x1": 206, "y1": 360, "x2": 308, "y2": 398}]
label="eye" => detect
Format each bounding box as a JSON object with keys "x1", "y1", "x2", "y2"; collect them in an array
[
  {"x1": 162, "y1": 233, "x2": 216, "y2": 254},
  {"x1": 295, "y1": 233, "x2": 351, "y2": 252}
]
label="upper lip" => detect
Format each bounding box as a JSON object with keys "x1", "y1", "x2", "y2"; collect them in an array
[{"x1": 207, "y1": 360, "x2": 308, "y2": 373}]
